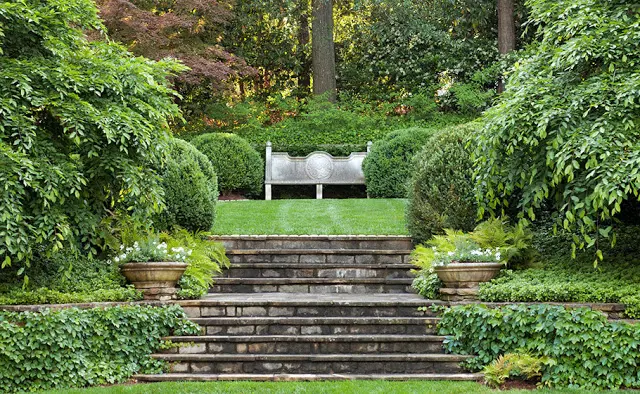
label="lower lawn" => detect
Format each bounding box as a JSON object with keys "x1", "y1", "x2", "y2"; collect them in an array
[
  {"x1": 212, "y1": 199, "x2": 408, "y2": 235},
  {"x1": 41, "y1": 381, "x2": 631, "y2": 394}
]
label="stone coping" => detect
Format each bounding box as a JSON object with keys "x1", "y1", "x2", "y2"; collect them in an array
[
  {"x1": 209, "y1": 235, "x2": 412, "y2": 240},
  {"x1": 0, "y1": 295, "x2": 629, "y2": 315},
  {"x1": 226, "y1": 249, "x2": 410, "y2": 255}
]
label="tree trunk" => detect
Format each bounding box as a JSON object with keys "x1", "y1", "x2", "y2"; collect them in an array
[
  {"x1": 497, "y1": 0, "x2": 516, "y2": 92},
  {"x1": 298, "y1": 0, "x2": 311, "y2": 95},
  {"x1": 311, "y1": 0, "x2": 336, "y2": 102}
]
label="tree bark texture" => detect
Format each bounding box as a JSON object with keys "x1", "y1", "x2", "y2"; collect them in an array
[
  {"x1": 497, "y1": 0, "x2": 516, "y2": 54},
  {"x1": 312, "y1": 0, "x2": 336, "y2": 102},
  {"x1": 298, "y1": 0, "x2": 311, "y2": 94}
]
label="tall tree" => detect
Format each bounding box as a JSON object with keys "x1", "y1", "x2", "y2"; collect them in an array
[
  {"x1": 497, "y1": 0, "x2": 516, "y2": 54},
  {"x1": 312, "y1": 0, "x2": 337, "y2": 102},
  {"x1": 298, "y1": 0, "x2": 312, "y2": 94}
]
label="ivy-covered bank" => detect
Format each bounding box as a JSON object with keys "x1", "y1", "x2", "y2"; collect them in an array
[
  {"x1": 437, "y1": 304, "x2": 640, "y2": 389},
  {"x1": 0, "y1": 305, "x2": 199, "y2": 393}
]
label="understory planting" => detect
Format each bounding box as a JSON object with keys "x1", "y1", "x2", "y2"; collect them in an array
[{"x1": 0, "y1": 305, "x2": 199, "y2": 393}]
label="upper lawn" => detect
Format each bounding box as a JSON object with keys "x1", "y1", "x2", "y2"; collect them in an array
[
  {"x1": 212, "y1": 199, "x2": 408, "y2": 235},
  {"x1": 41, "y1": 380, "x2": 631, "y2": 394}
]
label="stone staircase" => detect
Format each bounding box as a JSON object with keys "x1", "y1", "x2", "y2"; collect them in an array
[{"x1": 135, "y1": 235, "x2": 480, "y2": 382}]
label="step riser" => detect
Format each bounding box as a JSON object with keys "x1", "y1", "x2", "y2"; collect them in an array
[
  {"x1": 184, "y1": 305, "x2": 434, "y2": 318},
  {"x1": 170, "y1": 361, "x2": 464, "y2": 375},
  {"x1": 213, "y1": 239, "x2": 413, "y2": 251},
  {"x1": 170, "y1": 342, "x2": 444, "y2": 355},
  {"x1": 224, "y1": 267, "x2": 412, "y2": 280},
  {"x1": 210, "y1": 284, "x2": 412, "y2": 294},
  {"x1": 228, "y1": 254, "x2": 409, "y2": 265},
  {"x1": 202, "y1": 324, "x2": 437, "y2": 336}
]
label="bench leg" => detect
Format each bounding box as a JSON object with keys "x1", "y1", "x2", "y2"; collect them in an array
[
  {"x1": 316, "y1": 184, "x2": 323, "y2": 199},
  {"x1": 265, "y1": 184, "x2": 272, "y2": 200}
]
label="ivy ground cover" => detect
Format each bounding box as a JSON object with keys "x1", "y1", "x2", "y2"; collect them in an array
[{"x1": 212, "y1": 199, "x2": 408, "y2": 235}]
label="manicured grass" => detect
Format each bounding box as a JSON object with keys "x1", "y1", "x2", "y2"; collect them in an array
[
  {"x1": 41, "y1": 381, "x2": 631, "y2": 394},
  {"x1": 212, "y1": 199, "x2": 409, "y2": 235}
]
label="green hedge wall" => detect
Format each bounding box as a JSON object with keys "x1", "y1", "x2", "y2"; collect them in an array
[{"x1": 0, "y1": 305, "x2": 199, "y2": 393}]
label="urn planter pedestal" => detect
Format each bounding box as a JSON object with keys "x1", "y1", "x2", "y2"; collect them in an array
[
  {"x1": 121, "y1": 262, "x2": 187, "y2": 301},
  {"x1": 434, "y1": 262, "x2": 502, "y2": 301}
]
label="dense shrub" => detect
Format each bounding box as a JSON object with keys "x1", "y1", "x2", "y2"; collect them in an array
[
  {"x1": 479, "y1": 225, "x2": 640, "y2": 317},
  {"x1": 156, "y1": 139, "x2": 218, "y2": 232},
  {"x1": 410, "y1": 270, "x2": 441, "y2": 299},
  {"x1": 0, "y1": 0, "x2": 184, "y2": 269},
  {"x1": 363, "y1": 128, "x2": 435, "y2": 198},
  {"x1": 0, "y1": 305, "x2": 199, "y2": 392},
  {"x1": 0, "y1": 252, "x2": 141, "y2": 304},
  {"x1": 473, "y1": 0, "x2": 640, "y2": 258},
  {"x1": 438, "y1": 304, "x2": 640, "y2": 389},
  {"x1": 407, "y1": 123, "x2": 478, "y2": 243},
  {"x1": 191, "y1": 133, "x2": 263, "y2": 196}
]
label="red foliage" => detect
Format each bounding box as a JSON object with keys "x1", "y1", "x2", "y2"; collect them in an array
[{"x1": 97, "y1": 0, "x2": 255, "y2": 91}]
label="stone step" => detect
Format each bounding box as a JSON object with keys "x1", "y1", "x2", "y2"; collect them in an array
[
  {"x1": 165, "y1": 335, "x2": 446, "y2": 355},
  {"x1": 226, "y1": 249, "x2": 410, "y2": 265},
  {"x1": 193, "y1": 316, "x2": 440, "y2": 336},
  {"x1": 134, "y1": 373, "x2": 483, "y2": 382},
  {"x1": 209, "y1": 278, "x2": 413, "y2": 294},
  {"x1": 223, "y1": 263, "x2": 413, "y2": 280},
  {"x1": 210, "y1": 235, "x2": 413, "y2": 252},
  {"x1": 155, "y1": 353, "x2": 471, "y2": 374},
  {"x1": 179, "y1": 293, "x2": 437, "y2": 318}
]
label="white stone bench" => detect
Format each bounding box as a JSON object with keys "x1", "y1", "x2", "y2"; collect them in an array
[{"x1": 264, "y1": 141, "x2": 372, "y2": 200}]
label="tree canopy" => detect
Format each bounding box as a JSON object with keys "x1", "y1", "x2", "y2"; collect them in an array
[
  {"x1": 474, "y1": 0, "x2": 640, "y2": 260},
  {"x1": 0, "y1": 0, "x2": 185, "y2": 269}
]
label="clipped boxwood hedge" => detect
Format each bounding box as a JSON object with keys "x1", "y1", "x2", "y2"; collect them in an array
[
  {"x1": 363, "y1": 127, "x2": 436, "y2": 198},
  {"x1": 156, "y1": 138, "x2": 219, "y2": 232},
  {"x1": 407, "y1": 123, "x2": 478, "y2": 243},
  {"x1": 191, "y1": 133, "x2": 263, "y2": 196},
  {"x1": 0, "y1": 305, "x2": 199, "y2": 393}
]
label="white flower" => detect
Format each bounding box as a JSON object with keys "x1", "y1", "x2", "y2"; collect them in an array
[
  {"x1": 114, "y1": 257, "x2": 120, "y2": 262},
  {"x1": 120, "y1": 245, "x2": 124, "y2": 250},
  {"x1": 447, "y1": 251, "x2": 454, "y2": 256}
]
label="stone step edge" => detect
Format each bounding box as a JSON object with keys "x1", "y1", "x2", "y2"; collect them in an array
[
  {"x1": 228, "y1": 263, "x2": 414, "y2": 269},
  {"x1": 134, "y1": 373, "x2": 482, "y2": 382},
  {"x1": 180, "y1": 298, "x2": 436, "y2": 308},
  {"x1": 165, "y1": 335, "x2": 446, "y2": 343},
  {"x1": 210, "y1": 235, "x2": 412, "y2": 240},
  {"x1": 153, "y1": 353, "x2": 471, "y2": 362},
  {"x1": 227, "y1": 249, "x2": 411, "y2": 255},
  {"x1": 211, "y1": 278, "x2": 413, "y2": 285},
  {"x1": 190, "y1": 317, "x2": 440, "y2": 325}
]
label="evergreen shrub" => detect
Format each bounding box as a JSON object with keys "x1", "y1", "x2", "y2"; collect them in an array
[
  {"x1": 407, "y1": 123, "x2": 478, "y2": 243},
  {"x1": 156, "y1": 139, "x2": 218, "y2": 232},
  {"x1": 191, "y1": 133, "x2": 263, "y2": 196},
  {"x1": 363, "y1": 128, "x2": 435, "y2": 198}
]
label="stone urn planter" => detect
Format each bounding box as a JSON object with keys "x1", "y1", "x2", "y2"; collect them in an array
[
  {"x1": 121, "y1": 262, "x2": 187, "y2": 301},
  {"x1": 434, "y1": 262, "x2": 502, "y2": 301}
]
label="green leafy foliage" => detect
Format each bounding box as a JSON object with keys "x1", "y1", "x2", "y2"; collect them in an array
[
  {"x1": 191, "y1": 133, "x2": 263, "y2": 196},
  {"x1": 0, "y1": 305, "x2": 199, "y2": 393},
  {"x1": 156, "y1": 139, "x2": 219, "y2": 232},
  {"x1": 0, "y1": 0, "x2": 185, "y2": 268},
  {"x1": 478, "y1": 224, "x2": 640, "y2": 318},
  {"x1": 410, "y1": 270, "x2": 441, "y2": 299},
  {"x1": 407, "y1": 123, "x2": 478, "y2": 243},
  {"x1": 160, "y1": 230, "x2": 230, "y2": 299},
  {"x1": 363, "y1": 128, "x2": 435, "y2": 198},
  {"x1": 0, "y1": 252, "x2": 141, "y2": 304},
  {"x1": 483, "y1": 353, "x2": 551, "y2": 388},
  {"x1": 473, "y1": 0, "x2": 640, "y2": 259},
  {"x1": 438, "y1": 304, "x2": 640, "y2": 389}
]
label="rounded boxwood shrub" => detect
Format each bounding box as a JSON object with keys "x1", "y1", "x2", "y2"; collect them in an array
[
  {"x1": 156, "y1": 139, "x2": 218, "y2": 232},
  {"x1": 407, "y1": 123, "x2": 478, "y2": 243},
  {"x1": 190, "y1": 133, "x2": 263, "y2": 196},
  {"x1": 363, "y1": 127, "x2": 436, "y2": 198}
]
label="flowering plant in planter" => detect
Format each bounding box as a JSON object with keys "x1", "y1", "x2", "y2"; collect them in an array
[
  {"x1": 411, "y1": 218, "x2": 532, "y2": 300},
  {"x1": 113, "y1": 236, "x2": 191, "y2": 264}
]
